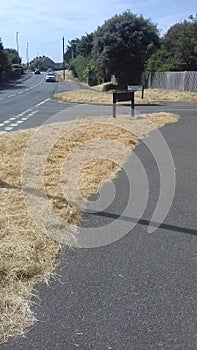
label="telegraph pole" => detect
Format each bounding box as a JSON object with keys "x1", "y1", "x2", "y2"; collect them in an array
[
  {"x1": 62, "y1": 36, "x2": 65, "y2": 80},
  {"x1": 26, "y1": 42, "x2": 29, "y2": 69}
]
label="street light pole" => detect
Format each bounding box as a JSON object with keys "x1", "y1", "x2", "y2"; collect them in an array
[
  {"x1": 62, "y1": 36, "x2": 65, "y2": 80},
  {"x1": 16, "y1": 32, "x2": 20, "y2": 75}
]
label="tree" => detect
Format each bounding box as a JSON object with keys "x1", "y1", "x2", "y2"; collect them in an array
[
  {"x1": 64, "y1": 39, "x2": 80, "y2": 63},
  {"x1": 69, "y1": 55, "x2": 89, "y2": 80},
  {"x1": 145, "y1": 44, "x2": 176, "y2": 72},
  {"x1": 0, "y1": 38, "x2": 11, "y2": 82},
  {"x1": 163, "y1": 15, "x2": 197, "y2": 70},
  {"x1": 76, "y1": 33, "x2": 94, "y2": 57},
  {"x1": 92, "y1": 11, "x2": 160, "y2": 87},
  {"x1": 4, "y1": 48, "x2": 21, "y2": 65}
]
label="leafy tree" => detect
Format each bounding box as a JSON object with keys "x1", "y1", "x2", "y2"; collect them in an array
[
  {"x1": 145, "y1": 44, "x2": 176, "y2": 72},
  {"x1": 92, "y1": 11, "x2": 160, "y2": 87},
  {"x1": 0, "y1": 38, "x2": 11, "y2": 81},
  {"x1": 76, "y1": 33, "x2": 94, "y2": 57},
  {"x1": 4, "y1": 48, "x2": 21, "y2": 65},
  {"x1": 69, "y1": 55, "x2": 89, "y2": 81},
  {"x1": 163, "y1": 15, "x2": 197, "y2": 70},
  {"x1": 64, "y1": 39, "x2": 80, "y2": 63}
]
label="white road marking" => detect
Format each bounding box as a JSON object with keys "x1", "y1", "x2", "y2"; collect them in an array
[
  {"x1": 18, "y1": 109, "x2": 32, "y2": 117},
  {"x1": 8, "y1": 94, "x2": 16, "y2": 98},
  {"x1": 2, "y1": 75, "x2": 45, "y2": 101},
  {"x1": 0, "y1": 96, "x2": 47, "y2": 132},
  {"x1": 35, "y1": 99, "x2": 50, "y2": 107},
  {"x1": 4, "y1": 126, "x2": 13, "y2": 131}
]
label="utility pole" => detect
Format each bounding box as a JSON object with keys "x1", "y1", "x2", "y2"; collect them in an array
[
  {"x1": 62, "y1": 36, "x2": 65, "y2": 80},
  {"x1": 26, "y1": 42, "x2": 29, "y2": 69}
]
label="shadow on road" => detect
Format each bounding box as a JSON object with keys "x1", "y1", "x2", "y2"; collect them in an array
[
  {"x1": 1, "y1": 179, "x2": 196, "y2": 237},
  {"x1": 85, "y1": 210, "x2": 197, "y2": 236}
]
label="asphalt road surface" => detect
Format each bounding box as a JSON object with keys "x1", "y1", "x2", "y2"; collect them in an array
[
  {"x1": 0, "y1": 79, "x2": 197, "y2": 349},
  {"x1": 0, "y1": 71, "x2": 83, "y2": 133}
]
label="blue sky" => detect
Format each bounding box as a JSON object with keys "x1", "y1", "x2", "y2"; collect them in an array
[{"x1": 0, "y1": 0, "x2": 196, "y2": 63}]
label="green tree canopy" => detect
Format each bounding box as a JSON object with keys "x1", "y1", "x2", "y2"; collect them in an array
[
  {"x1": 163, "y1": 15, "x2": 197, "y2": 70},
  {"x1": 92, "y1": 11, "x2": 160, "y2": 87},
  {"x1": 145, "y1": 44, "x2": 176, "y2": 72},
  {"x1": 76, "y1": 33, "x2": 94, "y2": 57},
  {"x1": 0, "y1": 38, "x2": 11, "y2": 82},
  {"x1": 4, "y1": 48, "x2": 21, "y2": 65}
]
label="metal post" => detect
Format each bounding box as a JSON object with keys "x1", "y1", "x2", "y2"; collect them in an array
[
  {"x1": 131, "y1": 92, "x2": 134, "y2": 117},
  {"x1": 141, "y1": 86, "x2": 144, "y2": 99},
  {"x1": 113, "y1": 92, "x2": 116, "y2": 118}
]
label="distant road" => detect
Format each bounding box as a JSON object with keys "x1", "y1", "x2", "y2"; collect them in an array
[{"x1": 0, "y1": 72, "x2": 81, "y2": 133}]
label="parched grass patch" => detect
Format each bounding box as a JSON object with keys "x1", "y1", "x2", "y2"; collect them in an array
[
  {"x1": 0, "y1": 112, "x2": 179, "y2": 343},
  {"x1": 142, "y1": 88, "x2": 197, "y2": 102},
  {"x1": 54, "y1": 87, "x2": 197, "y2": 104},
  {"x1": 53, "y1": 88, "x2": 154, "y2": 104}
]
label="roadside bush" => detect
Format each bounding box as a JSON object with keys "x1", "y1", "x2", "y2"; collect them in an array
[
  {"x1": 102, "y1": 83, "x2": 117, "y2": 91},
  {"x1": 69, "y1": 56, "x2": 88, "y2": 81}
]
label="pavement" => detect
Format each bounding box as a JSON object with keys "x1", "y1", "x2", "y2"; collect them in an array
[{"x1": 1, "y1": 101, "x2": 197, "y2": 350}]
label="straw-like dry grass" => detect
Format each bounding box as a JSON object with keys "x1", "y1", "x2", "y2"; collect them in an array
[
  {"x1": 54, "y1": 87, "x2": 197, "y2": 104},
  {"x1": 0, "y1": 112, "x2": 179, "y2": 344}
]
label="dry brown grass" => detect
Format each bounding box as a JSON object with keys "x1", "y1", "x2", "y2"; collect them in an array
[
  {"x1": 0, "y1": 112, "x2": 179, "y2": 343},
  {"x1": 53, "y1": 88, "x2": 153, "y2": 104},
  {"x1": 54, "y1": 87, "x2": 197, "y2": 104}
]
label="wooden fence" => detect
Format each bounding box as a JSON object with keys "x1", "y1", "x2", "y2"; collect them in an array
[{"x1": 147, "y1": 71, "x2": 197, "y2": 92}]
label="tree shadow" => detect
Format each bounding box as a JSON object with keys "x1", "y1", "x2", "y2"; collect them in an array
[
  {"x1": 85, "y1": 210, "x2": 197, "y2": 236},
  {"x1": 1, "y1": 178, "x2": 196, "y2": 237}
]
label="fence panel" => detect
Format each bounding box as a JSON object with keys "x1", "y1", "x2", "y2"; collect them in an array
[{"x1": 148, "y1": 71, "x2": 197, "y2": 92}]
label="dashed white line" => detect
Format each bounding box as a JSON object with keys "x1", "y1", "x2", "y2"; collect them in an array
[
  {"x1": 35, "y1": 98, "x2": 50, "y2": 107},
  {"x1": 4, "y1": 126, "x2": 14, "y2": 131},
  {"x1": 0, "y1": 95, "x2": 47, "y2": 132},
  {"x1": 8, "y1": 94, "x2": 16, "y2": 98},
  {"x1": 0, "y1": 97, "x2": 5, "y2": 101},
  {"x1": 18, "y1": 109, "x2": 32, "y2": 117}
]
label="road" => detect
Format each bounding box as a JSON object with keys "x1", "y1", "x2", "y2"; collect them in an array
[
  {"x1": 0, "y1": 71, "x2": 81, "y2": 133},
  {"x1": 0, "y1": 79, "x2": 197, "y2": 349}
]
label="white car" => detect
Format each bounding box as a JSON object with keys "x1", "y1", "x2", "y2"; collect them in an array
[{"x1": 45, "y1": 72, "x2": 56, "y2": 82}]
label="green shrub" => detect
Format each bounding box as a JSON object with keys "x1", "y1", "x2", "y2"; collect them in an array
[
  {"x1": 69, "y1": 56, "x2": 88, "y2": 81},
  {"x1": 102, "y1": 83, "x2": 117, "y2": 91}
]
